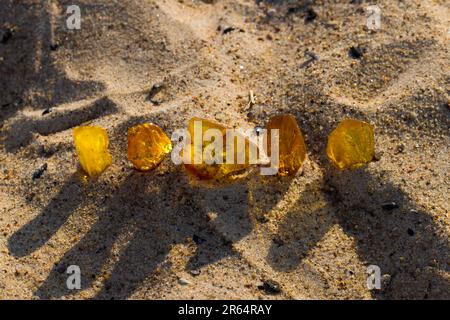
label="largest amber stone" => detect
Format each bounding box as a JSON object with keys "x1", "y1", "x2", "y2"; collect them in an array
[
  {"x1": 326, "y1": 119, "x2": 374, "y2": 170},
  {"x1": 73, "y1": 126, "x2": 112, "y2": 178},
  {"x1": 128, "y1": 123, "x2": 172, "y2": 171},
  {"x1": 184, "y1": 117, "x2": 250, "y2": 180},
  {"x1": 266, "y1": 114, "x2": 307, "y2": 176}
]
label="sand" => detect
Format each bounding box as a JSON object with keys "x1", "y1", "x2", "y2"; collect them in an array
[{"x1": 0, "y1": 0, "x2": 449, "y2": 299}]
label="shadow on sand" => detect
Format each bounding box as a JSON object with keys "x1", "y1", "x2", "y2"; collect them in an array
[
  {"x1": 0, "y1": 1, "x2": 104, "y2": 123},
  {"x1": 8, "y1": 157, "x2": 255, "y2": 299}
]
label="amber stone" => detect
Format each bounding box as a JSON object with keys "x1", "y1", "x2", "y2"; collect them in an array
[
  {"x1": 73, "y1": 126, "x2": 112, "y2": 178},
  {"x1": 266, "y1": 114, "x2": 307, "y2": 176},
  {"x1": 326, "y1": 119, "x2": 374, "y2": 170},
  {"x1": 184, "y1": 117, "x2": 250, "y2": 180},
  {"x1": 128, "y1": 123, "x2": 172, "y2": 171}
]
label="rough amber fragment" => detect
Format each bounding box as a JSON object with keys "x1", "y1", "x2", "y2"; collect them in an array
[
  {"x1": 266, "y1": 114, "x2": 307, "y2": 176},
  {"x1": 128, "y1": 123, "x2": 172, "y2": 171},
  {"x1": 326, "y1": 119, "x2": 374, "y2": 170},
  {"x1": 184, "y1": 117, "x2": 250, "y2": 180},
  {"x1": 73, "y1": 126, "x2": 112, "y2": 178}
]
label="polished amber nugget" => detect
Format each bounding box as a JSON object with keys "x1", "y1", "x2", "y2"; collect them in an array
[
  {"x1": 326, "y1": 119, "x2": 374, "y2": 170},
  {"x1": 266, "y1": 114, "x2": 307, "y2": 176},
  {"x1": 184, "y1": 117, "x2": 249, "y2": 180},
  {"x1": 128, "y1": 123, "x2": 172, "y2": 171},
  {"x1": 73, "y1": 126, "x2": 112, "y2": 178}
]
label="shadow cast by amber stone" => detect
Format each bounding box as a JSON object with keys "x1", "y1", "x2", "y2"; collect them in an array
[
  {"x1": 7, "y1": 174, "x2": 84, "y2": 258},
  {"x1": 266, "y1": 165, "x2": 450, "y2": 299},
  {"x1": 328, "y1": 168, "x2": 450, "y2": 299},
  {"x1": 266, "y1": 178, "x2": 337, "y2": 272}
]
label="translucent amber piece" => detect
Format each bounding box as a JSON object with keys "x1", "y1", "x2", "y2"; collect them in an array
[
  {"x1": 73, "y1": 126, "x2": 112, "y2": 178},
  {"x1": 326, "y1": 119, "x2": 374, "y2": 170},
  {"x1": 127, "y1": 123, "x2": 172, "y2": 171},
  {"x1": 184, "y1": 117, "x2": 250, "y2": 180},
  {"x1": 266, "y1": 114, "x2": 307, "y2": 176}
]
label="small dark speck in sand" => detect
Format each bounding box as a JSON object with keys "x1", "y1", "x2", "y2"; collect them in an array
[
  {"x1": 0, "y1": 27, "x2": 13, "y2": 44},
  {"x1": 304, "y1": 8, "x2": 317, "y2": 23},
  {"x1": 193, "y1": 234, "x2": 206, "y2": 245},
  {"x1": 42, "y1": 108, "x2": 53, "y2": 115},
  {"x1": 381, "y1": 202, "x2": 399, "y2": 211}
]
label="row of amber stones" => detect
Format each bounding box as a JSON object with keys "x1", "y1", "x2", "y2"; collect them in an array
[{"x1": 73, "y1": 114, "x2": 375, "y2": 180}]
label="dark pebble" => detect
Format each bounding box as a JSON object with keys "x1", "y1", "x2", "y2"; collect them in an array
[
  {"x1": 55, "y1": 263, "x2": 67, "y2": 274},
  {"x1": 254, "y1": 126, "x2": 264, "y2": 136},
  {"x1": 42, "y1": 108, "x2": 53, "y2": 115},
  {"x1": 0, "y1": 27, "x2": 13, "y2": 44},
  {"x1": 221, "y1": 26, "x2": 236, "y2": 34},
  {"x1": 50, "y1": 43, "x2": 59, "y2": 51},
  {"x1": 258, "y1": 280, "x2": 281, "y2": 295},
  {"x1": 193, "y1": 234, "x2": 206, "y2": 245},
  {"x1": 147, "y1": 82, "x2": 165, "y2": 101},
  {"x1": 349, "y1": 46, "x2": 364, "y2": 59},
  {"x1": 407, "y1": 228, "x2": 415, "y2": 236},
  {"x1": 396, "y1": 144, "x2": 405, "y2": 154},
  {"x1": 381, "y1": 202, "x2": 399, "y2": 211},
  {"x1": 304, "y1": 8, "x2": 317, "y2": 23},
  {"x1": 32, "y1": 163, "x2": 48, "y2": 180}
]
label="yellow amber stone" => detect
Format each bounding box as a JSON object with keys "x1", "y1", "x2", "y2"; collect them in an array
[
  {"x1": 73, "y1": 126, "x2": 112, "y2": 178},
  {"x1": 326, "y1": 119, "x2": 374, "y2": 170},
  {"x1": 184, "y1": 117, "x2": 250, "y2": 180},
  {"x1": 127, "y1": 123, "x2": 172, "y2": 171},
  {"x1": 266, "y1": 114, "x2": 307, "y2": 176}
]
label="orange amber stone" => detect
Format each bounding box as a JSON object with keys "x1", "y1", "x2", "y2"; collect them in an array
[
  {"x1": 128, "y1": 123, "x2": 172, "y2": 171},
  {"x1": 266, "y1": 114, "x2": 307, "y2": 176},
  {"x1": 184, "y1": 117, "x2": 250, "y2": 180},
  {"x1": 326, "y1": 119, "x2": 374, "y2": 170},
  {"x1": 73, "y1": 126, "x2": 112, "y2": 178}
]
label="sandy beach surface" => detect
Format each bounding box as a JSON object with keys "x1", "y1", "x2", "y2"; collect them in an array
[{"x1": 0, "y1": 0, "x2": 449, "y2": 299}]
